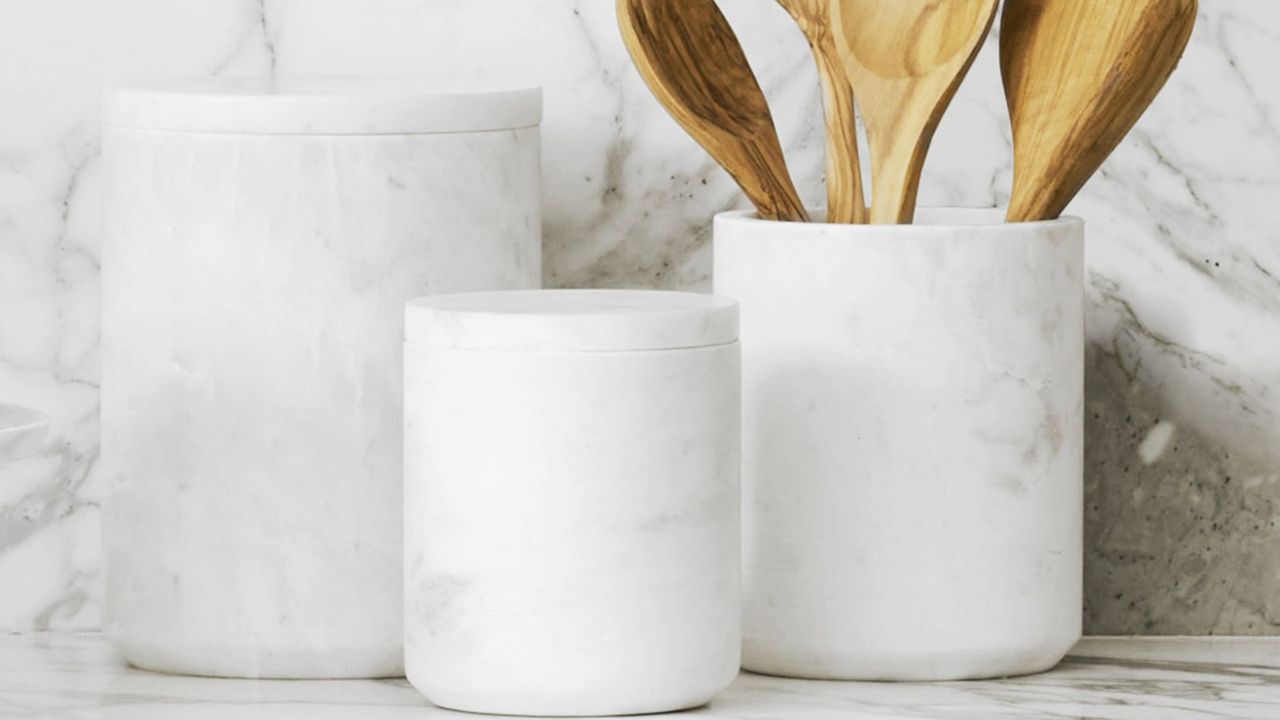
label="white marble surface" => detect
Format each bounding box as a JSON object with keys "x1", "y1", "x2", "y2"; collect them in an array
[
  {"x1": 716, "y1": 209, "x2": 1083, "y2": 681},
  {"x1": 404, "y1": 291, "x2": 740, "y2": 715},
  {"x1": 3, "y1": 633, "x2": 1280, "y2": 719},
  {"x1": 1, "y1": 1, "x2": 1279, "y2": 635},
  {"x1": 0, "y1": 405, "x2": 49, "y2": 465}
]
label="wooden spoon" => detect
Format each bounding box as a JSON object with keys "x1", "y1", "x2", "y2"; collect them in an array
[
  {"x1": 775, "y1": 0, "x2": 866, "y2": 224},
  {"x1": 1002, "y1": 0, "x2": 1198, "y2": 222},
  {"x1": 833, "y1": 0, "x2": 997, "y2": 224},
  {"x1": 618, "y1": 0, "x2": 810, "y2": 222}
]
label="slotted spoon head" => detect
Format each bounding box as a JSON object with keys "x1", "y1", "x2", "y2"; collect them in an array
[{"x1": 776, "y1": 0, "x2": 866, "y2": 223}]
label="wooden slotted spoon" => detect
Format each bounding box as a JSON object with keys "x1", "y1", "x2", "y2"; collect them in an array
[
  {"x1": 833, "y1": 0, "x2": 998, "y2": 224},
  {"x1": 618, "y1": 0, "x2": 810, "y2": 222},
  {"x1": 1002, "y1": 0, "x2": 1198, "y2": 221},
  {"x1": 776, "y1": 0, "x2": 866, "y2": 224}
]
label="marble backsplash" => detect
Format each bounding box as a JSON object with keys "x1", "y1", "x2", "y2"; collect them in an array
[{"x1": 0, "y1": 0, "x2": 1276, "y2": 634}]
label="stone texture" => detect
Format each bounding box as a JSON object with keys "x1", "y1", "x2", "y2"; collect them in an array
[
  {"x1": 1, "y1": 0, "x2": 1278, "y2": 636},
  {"x1": 1085, "y1": 342, "x2": 1280, "y2": 635}
]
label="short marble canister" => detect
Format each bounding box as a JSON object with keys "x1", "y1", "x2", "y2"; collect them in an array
[
  {"x1": 714, "y1": 209, "x2": 1084, "y2": 681},
  {"x1": 404, "y1": 290, "x2": 741, "y2": 716},
  {"x1": 100, "y1": 78, "x2": 541, "y2": 678}
]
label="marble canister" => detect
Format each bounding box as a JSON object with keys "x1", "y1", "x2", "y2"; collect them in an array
[
  {"x1": 714, "y1": 209, "x2": 1084, "y2": 681},
  {"x1": 404, "y1": 290, "x2": 741, "y2": 716},
  {"x1": 100, "y1": 77, "x2": 541, "y2": 679}
]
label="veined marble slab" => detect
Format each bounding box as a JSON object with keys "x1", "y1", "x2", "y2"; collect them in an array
[
  {"x1": 1, "y1": 1, "x2": 1279, "y2": 634},
  {"x1": 2, "y1": 634, "x2": 1279, "y2": 719}
]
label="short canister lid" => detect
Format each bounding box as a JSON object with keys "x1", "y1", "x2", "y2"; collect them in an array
[
  {"x1": 405, "y1": 290, "x2": 739, "y2": 352},
  {"x1": 104, "y1": 76, "x2": 542, "y2": 135}
]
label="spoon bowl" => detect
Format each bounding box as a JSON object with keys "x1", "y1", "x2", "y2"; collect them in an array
[
  {"x1": 1001, "y1": 0, "x2": 1198, "y2": 221},
  {"x1": 833, "y1": 0, "x2": 997, "y2": 224}
]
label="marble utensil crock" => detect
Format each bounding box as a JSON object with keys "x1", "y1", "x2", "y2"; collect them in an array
[
  {"x1": 100, "y1": 77, "x2": 542, "y2": 679},
  {"x1": 714, "y1": 208, "x2": 1084, "y2": 681},
  {"x1": 403, "y1": 289, "x2": 741, "y2": 716}
]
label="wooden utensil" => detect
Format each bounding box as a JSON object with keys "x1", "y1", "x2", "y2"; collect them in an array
[
  {"x1": 833, "y1": 0, "x2": 997, "y2": 224},
  {"x1": 618, "y1": 0, "x2": 810, "y2": 222},
  {"x1": 1001, "y1": 0, "x2": 1198, "y2": 222},
  {"x1": 776, "y1": 0, "x2": 866, "y2": 224}
]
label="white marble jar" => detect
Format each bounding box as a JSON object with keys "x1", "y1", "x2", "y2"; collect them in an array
[
  {"x1": 403, "y1": 290, "x2": 741, "y2": 716},
  {"x1": 100, "y1": 77, "x2": 541, "y2": 679},
  {"x1": 714, "y1": 209, "x2": 1084, "y2": 681}
]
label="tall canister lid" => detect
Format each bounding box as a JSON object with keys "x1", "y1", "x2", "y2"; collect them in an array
[
  {"x1": 405, "y1": 290, "x2": 740, "y2": 353},
  {"x1": 104, "y1": 76, "x2": 542, "y2": 135}
]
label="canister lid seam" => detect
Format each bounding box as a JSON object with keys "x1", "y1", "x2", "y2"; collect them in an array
[
  {"x1": 100, "y1": 123, "x2": 542, "y2": 136},
  {"x1": 403, "y1": 339, "x2": 740, "y2": 354}
]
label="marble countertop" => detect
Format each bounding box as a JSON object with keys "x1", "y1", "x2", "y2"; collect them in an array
[{"x1": 3, "y1": 634, "x2": 1279, "y2": 719}]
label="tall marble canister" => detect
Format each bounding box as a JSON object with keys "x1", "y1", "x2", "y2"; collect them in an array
[
  {"x1": 715, "y1": 208, "x2": 1084, "y2": 681},
  {"x1": 403, "y1": 290, "x2": 741, "y2": 716},
  {"x1": 101, "y1": 77, "x2": 542, "y2": 679}
]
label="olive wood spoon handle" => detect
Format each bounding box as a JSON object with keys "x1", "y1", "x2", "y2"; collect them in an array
[
  {"x1": 619, "y1": 0, "x2": 810, "y2": 222},
  {"x1": 776, "y1": 0, "x2": 867, "y2": 224}
]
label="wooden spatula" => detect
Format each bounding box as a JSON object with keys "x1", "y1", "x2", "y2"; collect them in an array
[
  {"x1": 776, "y1": 0, "x2": 866, "y2": 224},
  {"x1": 618, "y1": 0, "x2": 810, "y2": 222},
  {"x1": 833, "y1": 0, "x2": 998, "y2": 224},
  {"x1": 1002, "y1": 0, "x2": 1198, "y2": 222}
]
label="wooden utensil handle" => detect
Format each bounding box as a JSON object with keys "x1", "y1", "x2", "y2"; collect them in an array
[
  {"x1": 812, "y1": 40, "x2": 866, "y2": 224},
  {"x1": 867, "y1": 116, "x2": 935, "y2": 225},
  {"x1": 733, "y1": 139, "x2": 811, "y2": 222}
]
